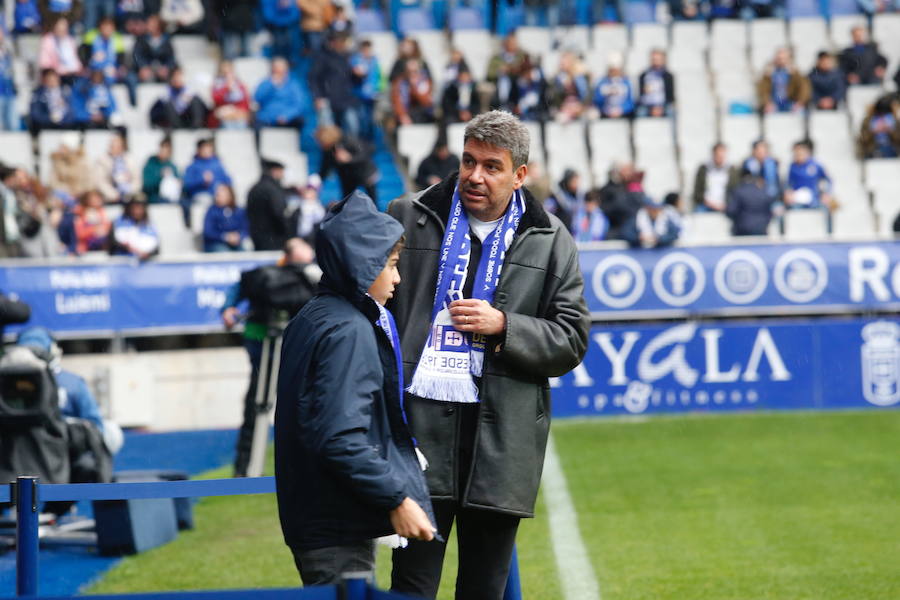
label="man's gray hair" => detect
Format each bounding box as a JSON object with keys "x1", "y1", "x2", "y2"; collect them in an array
[{"x1": 463, "y1": 111, "x2": 530, "y2": 169}]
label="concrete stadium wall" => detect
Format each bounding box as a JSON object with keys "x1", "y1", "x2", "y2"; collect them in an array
[{"x1": 61, "y1": 348, "x2": 250, "y2": 431}]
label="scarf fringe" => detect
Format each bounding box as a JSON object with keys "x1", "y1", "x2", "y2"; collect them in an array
[{"x1": 408, "y1": 371, "x2": 480, "y2": 404}]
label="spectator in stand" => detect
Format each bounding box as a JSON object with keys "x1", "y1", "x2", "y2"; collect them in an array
[
  {"x1": 72, "y1": 68, "x2": 118, "y2": 128},
  {"x1": 30, "y1": 69, "x2": 75, "y2": 131},
  {"x1": 600, "y1": 162, "x2": 645, "y2": 240},
  {"x1": 316, "y1": 124, "x2": 379, "y2": 203},
  {"x1": 415, "y1": 137, "x2": 459, "y2": 191},
  {"x1": 0, "y1": 30, "x2": 21, "y2": 131},
  {"x1": 14, "y1": 0, "x2": 43, "y2": 33},
  {"x1": 839, "y1": 26, "x2": 887, "y2": 86},
  {"x1": 254, "y1": 57, "x2": 306, "y2": 129},
  {"x1": 49, "y1": 132, "x2": 91, "y2": 199},
  {"x1": 183, "y1": 137, "x2": 232, "y2": 224},
  {"x1": 441, "y1": 68, "x2": 481, "y2": 124},
  {"x1": 132, "y1": 14, "x2": 176, "y2": 84},
  {"x1": 38, "y1": 0, "x2": 83, "y2": 31},
  {"x1": 247, "y1": 158, "x2": 291, "y2": 250},
  {"x1": 487, "y1": 33, "x2": 526, "y2": 84},
  {"x1": 809, "y1": 51, "x2": 845, "y2": 111},
  {"x1": 203, "y1": 183, "x2": 250, "y2": 251},
  {"x1": 298, "y1": 0, "x2": 333, "y2": 55},
  {"x1": 209, "y1": 60, "x2": 251, "y2": 129},
  {"x1": 110, "y1": 198, "x2": 159, "y2": 258},
  {"x1": 150, "y1": 67, "x2": 208, "y2": 128},
  {"x1": 572, "y1": 189, "x2": 609, "y2": 242},
  {"x1": 742, "y1": 139, "x2": 781, "y2": 201},
  {"x1": 39, "y1": 17, "x2": 83, "y2": 82},
  {"x1": 295, "y1": 178, "x2": 325, "y2": 242},
  {"x1": 758, "y1": 47, "x2": 810, "y2": 114},
  {"x1": 741, "y1": 0, "x2": 783, "y2": 18},
  {"x1": 0, "y1": 166, "x2": 27, "y2": 256},
  {"x1": 524, "y1": 160, "x2": 551, "y2": 204},
  {"x1": 637, "y1": 49, "x2": 675, "y2": 118},
  {"x1": 1, "y1": 165, "x2": 65, "y2": 258},
  {"x1": 328, "y1": 2, "x2": 352, "y2": 37},
  {"x1": 692, "y1": 142, "x2": 738, "y2": 212},
  {"x1": 391, "y1": 58, "x2": 434, "y2": 125},
  {"x1": 350, "y1": 40, "x2": 381, "y2": 140},
  {"x1": 142, "y1": 136, "x2": 181, "y2": 203},
  {"x1": 217, "y1": 0, "x2": 256, "y2": 59},
  {"x1": 550, "y1": 51, "x2": 589, "y2": 123},
  {"x1": 513, "y1": 55, "x2": 548, "y2": 122},
  {"x1": 544, "y1": 169, "x2": 582, "y2": 233},
  {"x1": 785, "y1": 139, "x2": 836, "y2": 212},
  {"x1": 666, "y1": 0, "x2": 701, "y2": 19},
  {"x1": 727, "y1": 172, "x2": 777, "y2": 236},
  {"x1": 389, "y1": 37, "x2": 431, "y2": 82},
  {"x1": 442, "y1": 48, "x2": 470, "y2": 86},
  {"x1": 82, "y1": 16, "x2": 127, "y2": 85},
  {"x1": 95, "y1": 132, "x2": 139, "y2": 203},
  {"x1": 73, "y1": 189, "x2": 111, "y2": 253},
  {"x1": 858, "y1": 95, "x2": 900, "y2": 159},
  {"x1": 593, "y1": 53, "x2": 634, "y2": 119},
  {"x1": 489, "y1": 59, "x2": 517, "y2": 113},
  {"x1": 160, "y1": 0, "x2": 204, "y2": 33},
  {"x1": 622, "y1": 195, "x2": 681, "y2": 249},
  {"x1": 309, "y1": 32, "x2": 361, "y2": 137},
  {"x1": 260, "y1": 0, "x2": 299, "y2": 61}
]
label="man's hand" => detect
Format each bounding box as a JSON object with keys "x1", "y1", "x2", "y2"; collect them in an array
[
  {"x1": 389, "y1": 497, "x2": 435, "y2": 541},
  {"x1": 222, "y1": 306, "x2": 240, "y2": 329},
  {"x1": 449, "y1": 299, "x2": 505, "y2": 336}
]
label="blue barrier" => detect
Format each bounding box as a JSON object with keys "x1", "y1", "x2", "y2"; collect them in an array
[{"x1": 6, "y1": 477, "x2": 523, "y2": 599}]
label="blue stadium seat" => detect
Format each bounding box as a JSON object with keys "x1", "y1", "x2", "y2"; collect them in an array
[
  {"x1": 827, "y1": 0, "x2": 861, "y2": 15},
  {"x1": 787, "y1": 0, "x2": 822, "y2": 17},
  {"x1": 356, "y1": 8, "x2": 388, "y2": 33},
  {"x1": 397, "y1": 8, "x2": 435, "y2": 35},
  {"x1": 623, "y1": 1, "x2": 656, "y2": 24},
  {"x1": 449, "y1": 7, "x2": 485, "y2": 30}
]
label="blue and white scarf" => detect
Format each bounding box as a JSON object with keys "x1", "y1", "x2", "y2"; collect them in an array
[{"x1": 408, "y1": 187, "x2": 525, "y2": 404}]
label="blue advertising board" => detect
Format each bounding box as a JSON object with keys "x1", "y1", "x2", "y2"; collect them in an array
[
  {"x1": 581, "y1": 241, "x2": 900, "y2": 319},
  {"x1": 550, "y1": 317, "x2": 900, "y2": 417}
]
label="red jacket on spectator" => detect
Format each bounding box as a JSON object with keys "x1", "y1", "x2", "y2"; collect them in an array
[{"x1": 208, "y1": 77, "x2": 251, "y2": 128}]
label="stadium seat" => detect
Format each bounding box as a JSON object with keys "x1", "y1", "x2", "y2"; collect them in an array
[
  {"x1": 668, "y1": 47, "x2": 706, "y2": 73},
  {"x1": 631, "y1": 23, "x2": 667, "y2": 51},
  {"x1": 784, "y1": 209, "x2": 829, "y2": 240},
  {"x1": 135, "y1": 83, "x2": 168, "y2": 128},
  {"x1": 451, "y1": 30, "x2": 493, "y2": 82},
  {"x1": 111, "y1": 85, "x2": 144, "y2": 130},
  {"x1": 556, "y1": 26, "x2": 591, "y2": 53},
  {"x1": 271, "y1": 153, "x2": 308, "y2": 188},
  {"x1": 0, "y1": 132, "x2": 34, "y2": 173},
  {"x1": 873, "y1": 14, "x2": 900, "y2": 82},
  {"x1": 215, "y1": 130, "x2": 260, "y2": 201},
  {"x1": 150, "y1": 204, "x2": 198, "y2": 255},
  {"x1": 516, "y1": 27, "x2": 553, "y2": 57},
  {"x1": 847, "y1": 85, "x2": 886, "y2": 129},
  {"x1": 633, "y1": 118, "x2": 674, "y2": 150},
  {"x1": 681, "y1": 212, "x2": 732, "y2": 243},
  {"x1": 445, "y1": 122, "x2": 467, "y2": 158},
  {"x1": 248, "y1": 30, "x2": 272, "y2": 57},
  {"x1": 588, "y1": 120, "x2": 632, "y2": 183},
  {"x1": 449, "y1": 7, "x2": 485, "y2": 30},
  {"x1": 831, "y1": 205, "x2": 876, "y2": 239},
  {"x1": 873, "y1": 191, "x2": 900, "y2": 236},
  {"x1": 84, "y1": 130, "x2": 115, "y2": 161},
  {"x1": 398, "y1": 124, "x2": 438, "y2": 177},
  {"x1": 233, "y1": 58, "x2": 271, "y2": 95},
  {"x1": 720, "y1": 115, "x2": 762, "y2": 154},
  {"x1": 670, "y1": 21, "x2": 709, "y2": 51},
  {"x1": 398, "y1": 8, "x2": 435, "y2": 34},
  {"x1": 622, "y1": 1, "x2": 656, "y2": 24},
  {"x1": 171, "y1": 35, "x2": 216, "y2": 64},
  {"x1": 128, "y1": 129, "x2": 167, "y2": 176},
  {"x1": 864, "y1": 158, "x2": 900, "y2": 193},
  {"x1": 625, "y1": 47, "x2": 650, "y2": 78},
  {"x1": 762, "y1": 112, "x2": 806, "y2": 165},
  {"x1": 172, "y1": 129, "x2": 212, "y2": 171},
  {"x1": 14, "y1": 35, "x2": 40, "y2": 66},
  {"x1": 355, "y1": 8, "x2": 388, "y2": 33},
  {"x1": 709, "y1": 46, "x2": 750, "y2": 74},
  {"x1": 829, "y1": 14, "x2": 866, "y2": 47},
  {"x1": 180, "y1": 58, "x2": 216, "y2": 106},
  {"x1": 749, "y1": 19, "x2": 788, "y2": 73},
  {"x1": 259, "y1": 128, "x2": 300, "y2": 157},
  {"x1": 713, "y1": 67, "x2": 757, "y2": 109},
  {"x1": 711, "y1": 20, "x2": 748, "y2": 52},
  {"x1": 591, "y1": 24, "x2": 628, "y2": 54},
  {"x1": 408, "y1": 30, "x2": 448, "y2": 87},
  {"x1": 38, "y1": 130, "x2": 79, "y2": 180},
  {"x1": 545, "y1": 121, "x2": 589, "y2": 184},
  {"x1": 364, "y1": 33, "x2": 399, "y2": 81},
  {"x1": 636, "y1": 153, "x2": 679, "y2": 200}
]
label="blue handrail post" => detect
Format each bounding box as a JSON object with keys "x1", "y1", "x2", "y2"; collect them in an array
[
  {"x1": 503, "y1": 545, "x2": 522, "y2": 600},
  {"x1": 15, "y1": 476, "x2": 40, "y2": 597}
]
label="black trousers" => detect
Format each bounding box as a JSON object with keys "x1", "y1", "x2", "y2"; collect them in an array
[
  {"x1": 291, "y1": 540, "x2": 376, "y2": 586},
  {"x1": 391, "y1": 499, "x2": 520, "y2": 600},
  {"x1": 234, "y1": 338, "x2": 263, "y2": 477}
]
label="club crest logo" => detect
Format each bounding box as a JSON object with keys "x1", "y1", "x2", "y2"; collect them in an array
[{"x1": 861, "y1": 321, "x2": 900, "y2": 407}]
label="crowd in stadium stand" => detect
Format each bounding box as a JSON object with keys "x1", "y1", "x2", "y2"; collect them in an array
[{"x1": 0, "y1": 0, "x2": 898, "y2": 259}]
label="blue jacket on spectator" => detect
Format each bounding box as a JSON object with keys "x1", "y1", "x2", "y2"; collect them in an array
[
  {"x1": 72, "y1": 78, "x2": 117, "y2": 123},
  {"x1": 30, "y1": 84, "x2": 74, "y2": 129},
  {"x1": 742, "y1": 156, "x2": 781, "y2": 200},
  {"x1": 13, "y1": 0, "x2": 41, "y2": 32},
  {"x1": 350, "y1": 52, "x2": 381, "y2": 102},
  {"x1": 0, "y1": 50, "x2": 16, "y2": 99},
  {"x1": 593, "y1": 76, "x2": 634, "y2": 117},
  {"x1": 261, "y1": 0, "x2": 299, "y2": 27},
  {"x1": 809, "y1": 67, "x2": 845, "y2": 106},
  {"x1": 183, "y1": 156, "x2": 232, "y2": 198},
  {"x1": 254, "y1": 76, "x2": 306, "y2": 125},
  {"x1": 787, "y1": 159, "x2": 831, "y2": 208},
  {"x1": 203, "y1": 204, "x2": 249, "y2": 251}
]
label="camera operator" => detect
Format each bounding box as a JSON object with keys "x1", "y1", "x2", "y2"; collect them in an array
[
  {"x1": 0, "y1": 292, "x2": 30, "y2": 339},
  {"x1": 221, "y1": 237, "x2": 321, "y2": 477}
]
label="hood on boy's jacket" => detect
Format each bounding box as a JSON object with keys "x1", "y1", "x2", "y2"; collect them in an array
[{"x1": 315, "y1": 190, "x2": 403, "y2": 301}]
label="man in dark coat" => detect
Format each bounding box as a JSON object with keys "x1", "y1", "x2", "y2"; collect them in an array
[
  {"x1": 247, "y1": 159, "x2": 293, "y2": 251},
  {"x1": 726, "y1": 172, "x2": 777, "y2": 236},
  {"x1": 275, "y1": 191, "x2": 436, "y2": 585},
  {"x1": 414, "y1": 138, "x2": 460, "y2": 191},
  {"x1": 839, "y1": 26, "x2": 887, "y2": 86},
  {"x1": 387, "y1": 110, "x2": 591, "y2": 600},
  {"x1": 600, "y1": 162, "x2": 645, "y2": 240},
  {"x1": 308, "y1": 32, "x2": 361, "y2": 138}
]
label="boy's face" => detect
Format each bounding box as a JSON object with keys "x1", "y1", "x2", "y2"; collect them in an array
[
  {"x1": 368, "y1": 249, "x2": 401, "y2": 306},
  {"x1": 793, "y1": 145, "x2": 810, "y2": 163}
]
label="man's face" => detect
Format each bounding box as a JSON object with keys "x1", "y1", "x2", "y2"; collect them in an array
[
  {"x1": 198, "y1": 143, "x2": 213, "y2": 158},
  {"x1": 367, "y1": 249, "x2": 401, "y2": 305},
  {"x1": 818, "y1": 54, "x2": 834, "y2": 71},
  {"x1": 271, "y1": 167, "x2": 285, "y2": 181},
  {"x1": 713, "y1": 145, "x2": 727, "y2": 166},
  {"x1": 148, "y1": 16, "x2": 161, "y2": 35},
  {"x1": 774, "y1": 48, "x2": 789, "y2": 68},
  {"x1": 272, "y1": 59, "x2": 287, "y2": 79},
  {"x1": 650, "y1": 51, "x2": 665, "y2": 69},
  {"x1": 458, "y1": 138, "x2": 526, "y2": 222},
  {"x1": 793, "y1": 145, "x2": 810, "y2": 163},
  {"x1": 100, "y1": 20, "x2": 114, "y2": 38},
  {"x1": 44, "y1": 72, "x2": 60, "y2": 88},
  {"x1": 503, "y1": 36, "x2": 517, "y2": 53},
  {"x1": 752, "y1": 142, "x2": 768, "y2": 161},
  {"x1": 852, "y1": 27, "x2": 866, "y2": 45}
]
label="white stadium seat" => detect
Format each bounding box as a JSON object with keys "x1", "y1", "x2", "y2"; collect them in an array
[
  {"x1": 259, "y1": 128, "x2": 300, "y2": 157},
  {"x1": 789, "y1": 17, "x2": 829, "y2": 72},
  {"x1": 0, "y1": 132, "x2": 35, "y2": 173},
  {"x1": 720, "y1": 115, "x2": 762, "y2": 154},
  {"x1": 556, "y1": 26, "x2": 591, "y2": 53},
  {"x1": 864, "y1": 158, "x2": 900, "y2": 194},
  {"x1": 671, "y1": 21, "x2": 709, "y2": 51},
  {"x1": 364, "y1": 32, "x2": 399, "y2": 82},
  {"x1": 171, "y1": 35, "x2": 216, "y2": 63},
  {"x1": 172, "y1": 129, "x2": 212, "y2": 171},
  {"x1": 83, "y1": 130, "x2": 115, "y2": 161},
  {"x1": 545, "y1": 121, "x2": 589, "y2": 184},
  {"x1": 516, "y1": 26, "x2": 553, "y2": 57},
  {"x1": 829, "y1": 15, "x2": 866, "y2": 49},
  {"x1": 398, "y1": 123, "x2": 439, "y2": 177},
  {"x1": 762, "y1": 112, "x2": 806, "y2": 165},
  {"x1": 711, "y1": 20, "x2": 748, "y2": 52},
  {"x1": 446, "y1": 122, "x2": 467, "y2": 158},
  {"x1": 681, "y1": 212, "x2": 732, "y2": 244},
  {"x1": 783, "y1": 209, "x2": 829, "y2": 241},
  {"x1": 588, "y1": 120, "x2": 632, "y2": 181},
  {"x1": 832, "y1": 206, "x2": 876, "y2": 239},
  {"x1": 128, "y1": 130, "x2": 167, "y2": 176},
  {"x1": 135, "y1": 83, "x2": 169, "y2": 128},
  {"x1": 233, "y1": 57, "x2": 271, "y2": 95},
  {"x1": 151, "y1": 204, "x2": 198, "y2": 256},
  {"x1": 38, "y1": 130, "x2": 79, "y2": 180},
  {"x1": 592, "y1": 24, "x2": 628, "y2": 54},
  {"x1": 631, "y1": 23, "x2": 668, "y2": 52},
  {"x1": 451, "y1": 30, "x2": 494, "y2": 82}
]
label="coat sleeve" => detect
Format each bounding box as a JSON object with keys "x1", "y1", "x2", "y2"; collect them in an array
[
  {"x1": 496, "y1": 232, "x2": 589, "y2": 378},
  {"x1": 296, "y1": 321, "x2": 409, "y2": 510}
]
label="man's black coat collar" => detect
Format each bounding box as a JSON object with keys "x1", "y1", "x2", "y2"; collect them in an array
[{"x1": 417, "y1": 173, "x2": 552, "y2": 233}]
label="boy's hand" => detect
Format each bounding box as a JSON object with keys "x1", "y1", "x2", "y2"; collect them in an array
[
  {"x1": 449, "y1": 299, "x2": 505, "y2": 336},
  {"x1": 390, "y1": 498, "x2": 436, "y2": 541}
]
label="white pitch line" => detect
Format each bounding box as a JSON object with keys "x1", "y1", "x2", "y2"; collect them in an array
[{"x1": 542, "y1": 433, "x2": 602, "y2": 600}]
